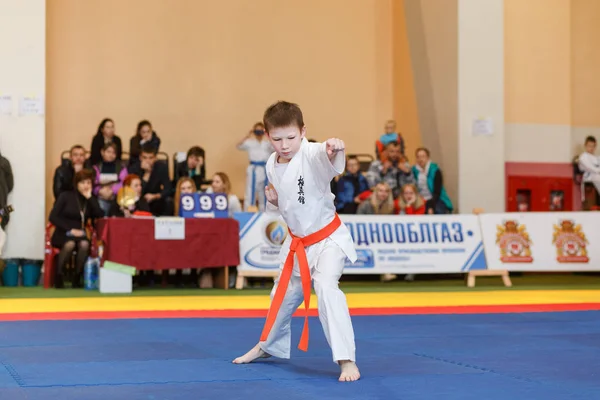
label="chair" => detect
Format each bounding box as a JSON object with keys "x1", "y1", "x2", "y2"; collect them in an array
[
  {"x1": 43, "y1": 223, "x2": 60, "y2": 288},
  {"x1": 173, "y1": 151, "x2": 187, "y2": 164},
  {"x1": 348, "y1": 153, "x2": 374, "y2": 173},
  {"x1": 172, "y1": 152, "x2": 187, "y2": 181},
  {"x1": 60, "y1": 150, "x2": 91, "y2": 162},
  {"x1": 157, "y1": 151, "x2": 169, "y2": 162},
  {"x1": 573, "y1": 155, "x2": 599, "y2": 210},
  {"x1": 156, "y1": 151, "x2": 170, "y2": 177},
  {"x1": 43, "y1": 222, "x2": 99, "y2": 289}
]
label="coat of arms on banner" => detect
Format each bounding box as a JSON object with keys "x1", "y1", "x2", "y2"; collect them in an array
[
  {"x1": 496, "y1": 220, "x2": 533, "y2": 262},
  {"x1": 552, "y1": 220, "x2": 589, "y2": 263}
]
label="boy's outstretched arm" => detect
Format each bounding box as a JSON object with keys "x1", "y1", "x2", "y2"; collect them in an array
[{"x1": 325, "y1": 138, "x2": 345, "y2": 161}]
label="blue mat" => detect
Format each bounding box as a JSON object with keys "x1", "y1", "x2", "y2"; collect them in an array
[{"x1": 1, "y1": 312, "x2": 600, "y2": 399}]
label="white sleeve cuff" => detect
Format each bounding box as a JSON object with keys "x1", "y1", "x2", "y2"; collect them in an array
[
  {"x1": 319, "y1": 142, "x2": 345, "y2": 175},
  {"x1": 265, "y1": 201, "x2": 279, "y2": 215}
]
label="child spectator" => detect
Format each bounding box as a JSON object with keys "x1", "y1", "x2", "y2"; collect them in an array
[
  {"x1": 375, "y1": 120, "x2": 405, "y2": 160},
  {"x1": 395, "y1": 183, "x2": 426, "y2": 215},
  {"x1": 578, "y1": 136, "x2": 600, "y2": 196},
  {"x1": 336, "y1": 156, "x2": 369, "y2": 214}
]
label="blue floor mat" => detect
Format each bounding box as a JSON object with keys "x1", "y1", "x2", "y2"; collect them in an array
[{"x1": 1, "y1": 312, "x2": 600, "y2": 399}]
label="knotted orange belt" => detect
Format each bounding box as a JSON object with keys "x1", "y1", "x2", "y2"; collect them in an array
[{"x1": 260, "y1": 213, "x2": 342, "y2": 352}]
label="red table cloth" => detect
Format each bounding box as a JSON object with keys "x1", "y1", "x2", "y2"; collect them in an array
[{"x1": 97, "y1": 217, "x2": 240, "y2": 270}]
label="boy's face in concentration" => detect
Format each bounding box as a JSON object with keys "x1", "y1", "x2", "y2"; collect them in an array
[{"x1": 267, "y1": 125, "x2": 306, "y2": 162}]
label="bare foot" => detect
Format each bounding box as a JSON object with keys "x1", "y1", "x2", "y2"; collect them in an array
[
  {"x1": 232, "y1": 343, "x2": 271, "y2": 364},
  {"x1": 338, "y1": 360, "x2": 360, "y2": 382}
]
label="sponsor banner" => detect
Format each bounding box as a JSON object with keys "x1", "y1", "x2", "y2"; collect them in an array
[
  {"x1": 233, "y1": 212, "x2": 486, "y2": 274},
  {"x1": 479, "y1": 212, "x2": 600, "y2": 271}
]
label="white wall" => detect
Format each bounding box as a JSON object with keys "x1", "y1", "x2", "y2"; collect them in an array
[
  {"x1": 505, "y1": 123, "x2": 573, "y2": 162},
  {"x1": 0, "y1": 0, "x2": 46, "y2": 259},
  {"x1": 457, "y1": 0, "x2": 505, "y2": 213}
]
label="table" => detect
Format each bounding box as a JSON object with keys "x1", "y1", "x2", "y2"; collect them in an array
[{"x1": 97, "y1": 217, "x2": 240, "y2": 289}]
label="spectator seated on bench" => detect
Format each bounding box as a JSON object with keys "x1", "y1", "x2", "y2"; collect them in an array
[
  {"x1": 336, "y1": 156, "x2": 370, "y2": 214},
  {"x1": 93, "y1": 143, "x2": 128, "y2": 216},
  {"x1": 129, "y1": 120, "x2": 161, "y2": 169},
  {"x1": 90, "y1": 118, "x2": 122, "y2": 166},
  {"x1": 108, "y1": 174, "x2": 151, "y2": 217},
  {"x1": 128, "y1": 143, "x2": 173, "y2": 216},
  {"x1": 367, "y1": 141, "x2": 414, "y2": 199},
  {"x1": 53, "y1": 145, "x2": 86, "y2": 201},
  {"x1": 173, "y1": 146, "x2": 207, "y2": 192},
  {"x1": 48, "y1": 169, "x2": 104, "y2": 288},
  {"x1": 578, "y1": 136, "x2": 600, "y2": 202}
]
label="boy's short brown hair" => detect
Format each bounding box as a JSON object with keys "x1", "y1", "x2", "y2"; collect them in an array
[{"x1": 263, "y1": 101, "x2": 304, "y2": 132}]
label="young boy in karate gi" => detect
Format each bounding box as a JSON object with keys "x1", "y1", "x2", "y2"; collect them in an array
[{"x1": 232, "y1": 101, "x2": 360, "y2": 382}]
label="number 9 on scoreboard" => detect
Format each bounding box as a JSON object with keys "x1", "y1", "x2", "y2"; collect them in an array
[{"x1": 178, "y1": 193, "x2": 229, "y2": 219}]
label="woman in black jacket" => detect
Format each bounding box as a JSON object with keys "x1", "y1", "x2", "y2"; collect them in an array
[
  {"x1": 129, "y1": 120, "x2": 161, "y2": 168},
  {"x1": 90, "y1": 118, "x2": 122, "y2": 166},
  {"x1": 49, "y1": 169, "x2": 104, "y2": 288}
]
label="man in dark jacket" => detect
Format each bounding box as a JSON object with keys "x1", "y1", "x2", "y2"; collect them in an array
[
  {"x1": 53, "y1": 145, "x2": 86, "y2": 200},
  {"x1": 0, "y1": 150, "x2": 14, "y2": 229},
  {"x1": 129, "y1": 143, "x2": 172, "y2": 216}
]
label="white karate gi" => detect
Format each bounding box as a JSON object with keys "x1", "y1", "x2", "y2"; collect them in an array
[
  {"x1": 579, "y1": 152, "x2": 600, "y2": 194},
  {"x1": 237, "y1": 137, "x2": 273, "y2": 212},
  {"x1": 259, "y1": 138, "x2": 357, "y2": 363}
]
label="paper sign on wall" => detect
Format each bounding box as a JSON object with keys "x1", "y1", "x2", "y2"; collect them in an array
[
  {"x1": 472, "y1": 118, "x2": 493, "y2": 136},
  {"x1": 0, "y1": 94, "x2": 12, "y2": 116},
  {"x1": 19, "y1": 95, "x2": 44, "y2": 116}
]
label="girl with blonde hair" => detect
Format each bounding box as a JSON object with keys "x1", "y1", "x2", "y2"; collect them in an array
[{"x1": 357, "y1": 182, "x2": 394, "y2": 215}]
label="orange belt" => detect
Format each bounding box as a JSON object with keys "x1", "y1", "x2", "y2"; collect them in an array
[{"x1": 260, "y1": 213, "x2": 342, "y2": 352}]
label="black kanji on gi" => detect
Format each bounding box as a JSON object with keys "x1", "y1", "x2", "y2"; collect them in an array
[{"x1": 297, "y1": 176, "x2": 305, "y2": 204}]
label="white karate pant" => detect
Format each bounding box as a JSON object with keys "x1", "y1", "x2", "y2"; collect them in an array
[
  {"x1": 244, "y1": 164, "x2": 267, "y2": 212},
  {"x1": 259, "y1": 238, "x2": 356, "y2": 363}
]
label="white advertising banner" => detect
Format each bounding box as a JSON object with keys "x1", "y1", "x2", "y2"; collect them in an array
[
  {"x1": 234, "y1": 212, "x2": 486, "y2": 275},
  {"x1": 479, "y1": 212, "x2": 600, "y2": 271}
]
